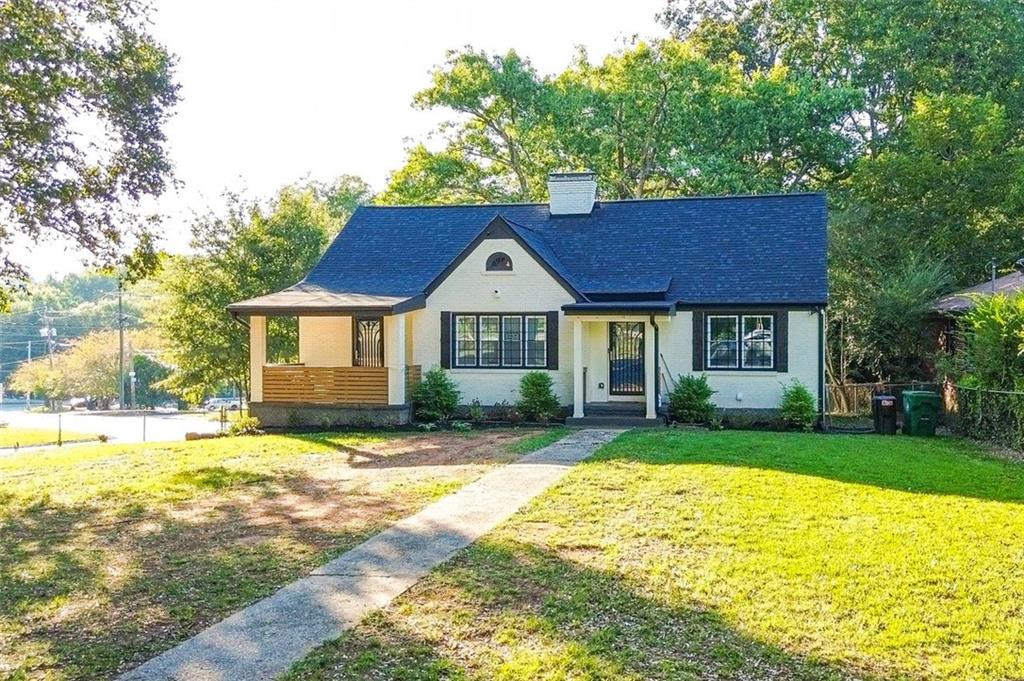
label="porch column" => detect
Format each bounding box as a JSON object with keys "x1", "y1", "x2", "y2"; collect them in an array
[
  {"x1": 385, "y1": 313, "x2": 407, "y2": 405},
  {"x1": 249, "y1": 315, "x2": 266, "y2": 402},
  {"x1": 645, "y1": 319, "x2": 656, "y2": 419},
  {"x1": 573, "y1": 319, "x2": 584, "y2": 418}
]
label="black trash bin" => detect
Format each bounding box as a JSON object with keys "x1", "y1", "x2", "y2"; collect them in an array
[{"x1": 872, "y1": 394, "x2": 898, "y2": 435}]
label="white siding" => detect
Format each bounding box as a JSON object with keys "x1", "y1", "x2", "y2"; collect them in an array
[
  {"x1": 298, "y1": 316, "x2": 351, "y2": 367},
  {"x1": 413, "y1": 238, "x2": 576, "y2": 405},
  {"x1": 657, "y1": 310, "x2": 822, "y2": 410}
]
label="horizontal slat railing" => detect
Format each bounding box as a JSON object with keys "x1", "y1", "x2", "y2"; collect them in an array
[{"x1": 262, "y1": 365, "x2": 389, "y2": 405}]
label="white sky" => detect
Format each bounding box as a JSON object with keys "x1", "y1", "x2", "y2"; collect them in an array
[{"x1": 21, "y1": 0, "x2": 665, "y2": 278}]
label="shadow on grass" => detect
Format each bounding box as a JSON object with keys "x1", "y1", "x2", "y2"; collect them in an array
[
  {"x1": 286, "y1": 539, "x2": 878, "y2": 681},
  {"x1": 593, "y1": 429, "x2": 1024, "y2": 504},
  {"x1": 0, "y1": 468, "x2": 405, "y2": 681},
  {"x1": 279, "y1": 430, "x2": 534, "y2": 469}
]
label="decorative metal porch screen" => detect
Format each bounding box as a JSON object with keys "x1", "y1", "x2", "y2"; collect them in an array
[
  {"x1": 609, "y1": 321, "x2": 645, "y2": 395},
  {"x1": 354, "y1": 318, "x2": 384, "y2": 367}
]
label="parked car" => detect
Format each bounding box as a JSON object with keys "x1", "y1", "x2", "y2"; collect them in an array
[{"x1": 204, "y1": 397, "x2": 244, "y2": 411}]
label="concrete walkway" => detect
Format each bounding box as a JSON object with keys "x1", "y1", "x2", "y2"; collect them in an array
[{"x1": 118, "y1": 428, "x2": 621, "y2": 681}]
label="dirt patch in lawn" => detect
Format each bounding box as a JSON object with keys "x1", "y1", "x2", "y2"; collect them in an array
[{"x1": 0, "y1": 429, "x2": 555, "y2": 681}]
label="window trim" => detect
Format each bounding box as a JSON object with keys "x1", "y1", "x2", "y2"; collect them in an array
[
  {"x1": 485, "y1": 252, "x2": 513, "y2": 272},
  {"x1": 449, "y1": 312, "x2": 551, "y2": 369},
  {"x1": 705, "y1": 312, "x2": 776, "y2": 372}
]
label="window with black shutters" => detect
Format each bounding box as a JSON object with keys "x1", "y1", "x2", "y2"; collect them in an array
[{"x1": 448, "y1": 313, "x2": 550, "y2": 369}]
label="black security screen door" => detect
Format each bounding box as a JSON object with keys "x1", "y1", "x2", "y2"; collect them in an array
[
  {"x1": 354, "y1": 317, "x2": 384, "y2": 367},
  {"x1": 609, "y1": 322, "x2": 644, "y2": 395}
]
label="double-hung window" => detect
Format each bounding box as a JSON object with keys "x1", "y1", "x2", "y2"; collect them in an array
[
  {"x1": 706, "y1": 314, "x2": 774, "y2": 370},
  {"x1": 452, "y1": 313, "x2": 548, "y2": 368}
]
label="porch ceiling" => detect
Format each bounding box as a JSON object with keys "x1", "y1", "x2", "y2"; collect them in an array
[{"x1": 227, "y1": 285, "x2": 425, "y2": 317}]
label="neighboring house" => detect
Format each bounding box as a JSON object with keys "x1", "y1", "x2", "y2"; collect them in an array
[
  {"x1": 931, "y1": 264, "x2": 1024, "y2": 353},
  {"x1": 228, "y1": 172, "x2": 828, "y2": 426}
]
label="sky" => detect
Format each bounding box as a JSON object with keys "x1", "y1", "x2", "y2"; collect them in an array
[{"x1": 22, "y1": 0, "x2": 666, "y2": 278}]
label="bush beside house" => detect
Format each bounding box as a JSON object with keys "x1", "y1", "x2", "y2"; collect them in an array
[{"x1": 668, "y1": 374, "x2": 717, "y2": 425}]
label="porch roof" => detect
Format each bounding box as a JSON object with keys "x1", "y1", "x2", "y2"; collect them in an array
[
  {"x1": 561, "y1": 301, "x2": 677, "y2": 316},
  {"x1": 227, "y1": 285, "x2": 425, "y2": 317}
]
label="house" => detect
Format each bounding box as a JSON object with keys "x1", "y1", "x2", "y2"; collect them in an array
[
  {"x1": 227, "y1": 172, "x2": 827, "y2": 427},
  {"x1": 931, "y1": 262, "x2": 1024, "y2": 353}
]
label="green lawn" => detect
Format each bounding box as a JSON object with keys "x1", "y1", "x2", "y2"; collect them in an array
[
  {"x1": 286, "y1": 430, "x2": 1024, "y2": 681},
  {"x1": 0, "y1": 427, "x2": 562, "y2": 680},
  {"x1": 0, "y1": 427, "x2": 97, "y2": 448}
]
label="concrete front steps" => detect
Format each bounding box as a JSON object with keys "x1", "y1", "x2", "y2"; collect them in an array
[{"x1": 566, "y1": 402, "x2": 666, "y2": 428}]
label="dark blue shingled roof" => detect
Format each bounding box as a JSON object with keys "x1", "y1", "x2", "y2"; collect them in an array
[{"x1": 300, "y1": 193, "x2": 827, "y2": 305}]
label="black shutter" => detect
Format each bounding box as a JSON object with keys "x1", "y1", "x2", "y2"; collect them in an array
[
  {"x1": 546, "y1": 311, "x2": 559, "y2": 370},
  {"x1": 692, "y1": 311, "x2": 705, "y2": 371},
  {"x1": 775, "y1": 310, "x2": 788, "y2": 373},
  {"x1": 440, "y1": 311, "x2": 452, "y2": 368}
]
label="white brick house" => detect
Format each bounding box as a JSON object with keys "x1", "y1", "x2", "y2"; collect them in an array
[{"x1": 229, "y1": 172, "x2": 827, "y2": 427}]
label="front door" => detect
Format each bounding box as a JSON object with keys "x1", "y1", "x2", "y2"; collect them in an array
[{"x1": 609, "y1": 322, "x2": 644, "y2": 395}]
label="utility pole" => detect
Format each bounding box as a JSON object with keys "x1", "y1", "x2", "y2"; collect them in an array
[{"x1": 118, "y1": 276, "x2": 125, "y2": 410}]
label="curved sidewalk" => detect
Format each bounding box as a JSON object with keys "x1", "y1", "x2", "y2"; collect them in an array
[{"x1": 119, "y1": 428, "x2": 622, "y2": 681}]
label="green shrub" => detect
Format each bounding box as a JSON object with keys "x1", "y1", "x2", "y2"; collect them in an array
[
  {"x1": 412, "y1": 367, "x2": 461, "y2": 423},
  {"x1": 780, "y1": 380, "x2": 817, "y2": 431},
  {"x1": 959, "y1": 292, "x2": 1024, "y2": 389},
  {"x1": 516, "y1": 371, "x2": 561, "y2": 422},
  {"x1": 467, "y1": 398, "x2": 486, "y2": 422},
  {"x1": 451, "y1": 421, "x2": 472, "y2": 432},
  {"x1": 668, "y1": 374, "x2": 716, "y2": 424},
  {"x1": 228, "y1": 415, "x2": 264, "y2": 436}
]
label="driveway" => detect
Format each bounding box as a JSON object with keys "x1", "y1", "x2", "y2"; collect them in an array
[{"x1": 0, "y1": 409, "x2": 220, "y2": 444}]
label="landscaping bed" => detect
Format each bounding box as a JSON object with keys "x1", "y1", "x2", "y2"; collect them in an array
[
  {"x1": 286, "y1": 430, "x2": 1024, "y2": 681},
  {"x1": 0, "y1": 428, "x2": 560, "y2": 680}
]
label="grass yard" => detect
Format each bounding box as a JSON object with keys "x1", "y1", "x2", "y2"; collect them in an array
[
  {"x1": 286, "y1": 430, "x2": 1024, "y2": 681},
  {"x1": 0, "y1": 428, "x2": 97, "y2": 448},
  {"x1": 0, "y1": 427, "x2": 564, "y2": 681}
]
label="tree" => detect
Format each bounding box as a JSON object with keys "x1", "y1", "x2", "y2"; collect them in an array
[
  {"x1": 132, "y1": 354, "x2": 173, "y2": 407},
  {"x1": 158, "y1": 183, "x2": 351, "y2": 403},
  {"x1": 0, "y1": 0, "x2": 179, "y2": 308},
  {"x1": 9, "y1": 357, "x2": 67, "y2": 405},
  {"x1": 383, "y1": 41, "x2": 856, "y2": 202},
  {"x1": 61, "y1": 331, "x2": 125, "y2": 406}
]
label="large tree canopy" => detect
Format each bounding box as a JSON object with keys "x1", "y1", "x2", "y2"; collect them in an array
[
  {"x1": 381, "y1": 41, "x2": 858, "y2": 204},
  {"x1": 157, "y1": 178, "x2": 366, "y2": 403},
  {"x1": 0, "y1": 0, "x2": 179, "y2": 306}
]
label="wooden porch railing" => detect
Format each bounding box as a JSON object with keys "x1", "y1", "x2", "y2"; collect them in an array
[{"x1": 263, "y1": 365, "x2": 388, "y2": 405}]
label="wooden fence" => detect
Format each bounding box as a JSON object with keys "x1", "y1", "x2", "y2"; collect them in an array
[{"x1": 262, "y1": 365, "x2": 388, "y2": 405}]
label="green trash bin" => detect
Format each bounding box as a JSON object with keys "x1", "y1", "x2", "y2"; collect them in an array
[{"x1": 902, "y1": 390, "x2": 940, "y2": 436}]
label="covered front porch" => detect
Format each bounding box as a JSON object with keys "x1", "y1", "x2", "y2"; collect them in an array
[
  {"x1": 229, "y1": 287, "x2": 425, "y2": 427},
  {"x1": 565, "y1": 302, "x2": 676, "y2": 426}
]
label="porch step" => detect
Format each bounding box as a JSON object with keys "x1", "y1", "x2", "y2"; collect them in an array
[
  {"x1": 566, "y1": 415, "x2": 665, "y2": 428},
  {"x1": 583, "y1": 402, "x2": 646, "y2": 417}
]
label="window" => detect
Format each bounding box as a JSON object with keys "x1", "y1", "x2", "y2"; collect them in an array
[
  {"x1": 454, "y1": 315, "x2": 477, "y2": 367},
  {"x1": 353, "y1": 317, "x2": 383, "y2": 367},
  {"x1": 742, "y1": 315, "x2": 773, "y2": 368},
  {"x1": 479, "y1": 315, "x2": 500, "y2": 366},
  {"x1": 525, "y1": 315, "x2": 547, "y2": 367},
  {"x1": 450, "y1": 313, "x2": 548, "y2": 368},
  {"x1": 706, "y1": 314, "x2": 775, "y2": 370},
  {"x1": 502, "y1": 315, "x2": 523, "y2": 366},
  {"x1": 485, "y1": 252, "x2": 513, "y2": 271},
  {"x1": 707, "y1": 315, "x2": 738, "y2": 368}
]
